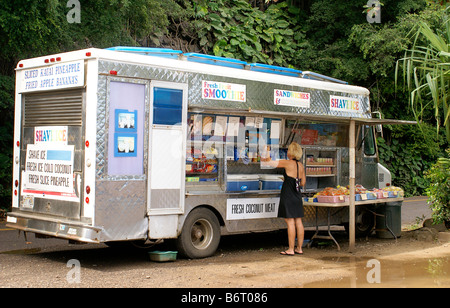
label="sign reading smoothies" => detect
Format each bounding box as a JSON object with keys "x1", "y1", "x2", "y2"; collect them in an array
[{"x1": 202, "y1": 80, "x2": 246, "y2": 102}]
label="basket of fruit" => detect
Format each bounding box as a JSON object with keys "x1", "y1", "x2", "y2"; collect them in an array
[{"x1": 382, "y1": 186, "x2": 404, "y2": 198}]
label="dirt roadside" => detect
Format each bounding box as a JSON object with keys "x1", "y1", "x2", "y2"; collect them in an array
[
  {"x1": 164, "y1": 229, "x2": 450, "y2": 288},
  {"x1": 1, "y1": 228, "x2": 449, "y2": 288},
  {"x1": 1, "y1": 196, "x2": 449, "y2": 288}
]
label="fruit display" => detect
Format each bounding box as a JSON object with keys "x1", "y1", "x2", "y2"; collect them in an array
[
  {"x1": 313, "y1": 184, "x2": 367, "y2": 197},
  {"x1": 382, "y1": 186, "x2": 404, "y2": 197},
  {"x1": 314, "y1": 186, "x2": 348, "y2": 196},
  {"x1": 308, "y1": 184, "x2": 403, "y2": 203}
]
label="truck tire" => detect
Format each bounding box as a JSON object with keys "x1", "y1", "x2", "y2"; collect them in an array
[
  {"x1": 176, "y1": 207, "x2": 221, "y2": 259},
  {"x1": 344, "y1": 206, "x2": 375, "y2": 237}
]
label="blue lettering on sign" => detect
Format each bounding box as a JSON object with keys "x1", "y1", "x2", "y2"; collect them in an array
[
  {"x1": 22, "y1": 61, "x2": 83, "y2": 92},
  {"x1": 40, "y1": 67, "x2": 53, "y2": 77},
  {"x1": 25, "y1": 81, "x2": 38, "y2": 89},
  {"x1": 40, "y1": 78, "x2": 54, "y2": 88},
  {"x1": 25, "y1": 69, "x2": 38, "y2": 79},
  {"x1": 240, "y1": 185, "x2": 248, "y2": 191},
  {"x1": 55, "y1": 63, "x2": 80, "y2": 75}
]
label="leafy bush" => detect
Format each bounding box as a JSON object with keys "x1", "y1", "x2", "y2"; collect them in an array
[
  {"x1": 193, "y1": 0, "x2": 305, "y2": 67},
  {"x1": 0, "y1": 75, "x2": 14, "y2": 211},
  {"x1": 377, "y1": 123, "x2": 446, "y2": 196},
  {"x1": 425, "y1": 149, "x2": 450, "y2": 225}
]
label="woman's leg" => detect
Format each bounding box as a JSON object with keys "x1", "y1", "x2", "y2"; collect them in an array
[
  {"x1": 283, "y1": 218, "x2": 296, "y2": 254},
  {"x1": 294, "y1": 218, "x2": 304, "y2": 253}
]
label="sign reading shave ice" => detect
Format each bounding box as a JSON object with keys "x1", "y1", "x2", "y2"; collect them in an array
[{"x1": 330, "y1": 95, "x2": 362, "y2": 113}]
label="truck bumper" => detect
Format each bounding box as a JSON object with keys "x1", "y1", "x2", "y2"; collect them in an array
[{"x1": 6, "y1": 211, "x2": 102, "y2": 243}]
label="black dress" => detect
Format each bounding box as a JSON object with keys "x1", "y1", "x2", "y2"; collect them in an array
[{"x1": 278, "y1": 161, "x2": 304, "y2": 218}]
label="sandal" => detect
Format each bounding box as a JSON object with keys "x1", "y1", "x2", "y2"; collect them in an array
[{"x1": 280, "y1": 250, "x2": 295, "y2": 256}]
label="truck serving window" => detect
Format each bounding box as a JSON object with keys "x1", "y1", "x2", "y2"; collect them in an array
[{"x1": 284, "y1": 122, "x2": 348, "y2": 147}]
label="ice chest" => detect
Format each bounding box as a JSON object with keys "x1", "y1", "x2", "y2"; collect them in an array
[
  {"x1": 227, "y1": 174, "x2": 260, "y2": 191},
  {"x1": 259, "y1": 174, "x2": 283, "y2": 190}
]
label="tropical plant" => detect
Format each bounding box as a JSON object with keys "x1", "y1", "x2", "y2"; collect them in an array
[
  {"x1": 396, "y1": 5, "x2": 450, "y2": 143},
  {"x1": 425, "y1": 148, "x2": 450, "y2": 225}
]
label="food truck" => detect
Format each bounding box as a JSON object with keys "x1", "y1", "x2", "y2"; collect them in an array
[{"x1": 7, "y1": 47, "x2": 413, "y2": 258}]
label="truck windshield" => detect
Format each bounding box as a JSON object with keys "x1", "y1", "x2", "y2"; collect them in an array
[{"x1": 364, "y1": 125, "x2": 376, "y2": 156}]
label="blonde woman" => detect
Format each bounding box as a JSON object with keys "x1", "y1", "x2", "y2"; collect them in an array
[{"x1": 262, "y1": 142, "x2": 306, "y2": 255}]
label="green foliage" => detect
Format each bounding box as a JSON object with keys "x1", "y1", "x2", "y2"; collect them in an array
[
  {"x1": 425, "y1": 148, "x2": 450, "y2": 224},
  {"x1": 0, "y1": 75, "x2": 14, "y2": 210},
  {"x1": 0, "y1": 0, "x2": 68, "y2": 72},
  {"x1": 396, "y1": 4, "x2": 450, "y2": 143},
  {"x1": 193, "y1": 0, "x2": 306, "y2": 67},
  {"x1": 296, "y1": 0, "x2": 368, "y2": 83},
  {"x1": 72, "y1": 0, "x2": 188, "y2": 47},
  {"x1": 350, "y1": 21, "x2": 411, "y2": 78},
  {"x1": 0, "y1": 0, "x2": 188, "y2": 69},
  {"x1": 376, "y1": 123, "x2": 446, "y2": 196}
]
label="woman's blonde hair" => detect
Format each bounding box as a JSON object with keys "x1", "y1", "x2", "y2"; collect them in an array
[{"x1": 288, "y1": 142, "x2": 303, "y2": 161}]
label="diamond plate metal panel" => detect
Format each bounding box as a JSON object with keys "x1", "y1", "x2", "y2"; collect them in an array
[
  {"x1": 188, "y1": 74, "x2": 371, "y2": 118},
  {"x1": 95, "y1": 180, "x2": 148, "y2": 241},
  {"x1": 96, "y1": 75, "x2": 108, "y2": 178},
  {"x1": 98, "y1": 60, "x2": 370, "y2": 124},
  {"x1": 150, "y1": 189, "x2": 181, "y2": 210}
]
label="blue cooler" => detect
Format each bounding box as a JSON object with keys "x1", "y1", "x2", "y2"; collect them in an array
[
  {"x1": 259, "y1": 174, "x2": 283, "y2": 190},
  {"x1": 227, "y1": 174, "x2": 260, "y2": 192}
]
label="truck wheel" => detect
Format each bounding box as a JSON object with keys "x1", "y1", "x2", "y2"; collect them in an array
[
  {"x1": 177, "y1": 207, "x2": 220, "y2": 259},
  {"x1": 344, "y1": 206, "x2": 375, "y2": 237}
]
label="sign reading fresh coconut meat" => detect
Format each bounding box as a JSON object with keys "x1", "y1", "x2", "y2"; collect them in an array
[{"x1": 227, "y1": 197, "x2": 280, "y2": 220}]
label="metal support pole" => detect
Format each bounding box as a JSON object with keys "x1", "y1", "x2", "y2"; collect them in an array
[{"x1": 349, "y1": 120, "x2": 356, "y2": 251}]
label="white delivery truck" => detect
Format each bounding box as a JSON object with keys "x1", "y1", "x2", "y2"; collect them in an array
[{"x1": 7, "y1": 47, "x2": 411, "y2": 258}]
